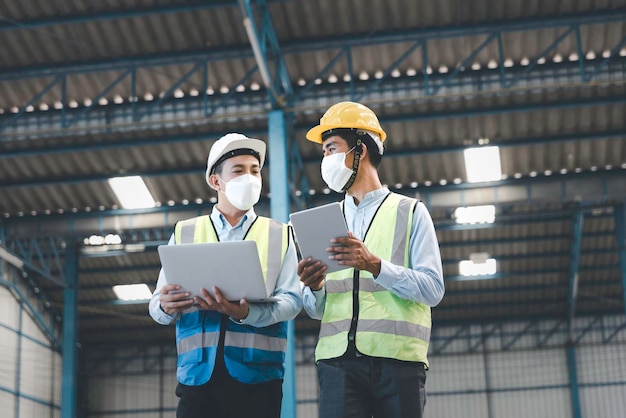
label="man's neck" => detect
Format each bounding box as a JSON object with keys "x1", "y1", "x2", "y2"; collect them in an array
[
  {"x1": 216, "y1": 203, "x2": 247, "y2": 227},
  {"x1": 346, "y1": 170, "x2": 383, "y2": 206}
]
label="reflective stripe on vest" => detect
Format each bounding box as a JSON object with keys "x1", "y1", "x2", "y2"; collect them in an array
[
  {"x1": 178, "y1": 331, "x2": 220, "y2": 355},
  {"x1": 315, "y1": 193, "x2": 432, "y2": 364},
  {"x1": 172, "y1": 214, "x2": 289, "y2": 384},
  {"x1": 225, "y1": 332, "x2": 288, "y2": 352}
]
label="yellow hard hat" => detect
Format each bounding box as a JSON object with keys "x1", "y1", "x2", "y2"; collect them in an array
[{"x1": 306, "y1": 101, "x2": 387, "y2": 144}]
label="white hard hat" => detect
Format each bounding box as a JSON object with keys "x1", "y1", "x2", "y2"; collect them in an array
[{"x1": 205, "y1": 133, "x2": 266, "y2": 185}]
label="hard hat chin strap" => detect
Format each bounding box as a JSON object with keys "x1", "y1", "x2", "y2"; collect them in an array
[{"x1": 341, "y1": 138, "x2": 362, "y2": 192}]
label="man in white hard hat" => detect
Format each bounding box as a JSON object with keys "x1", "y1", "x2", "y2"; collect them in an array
[
  {"x1": 298, "y1": 102, "x2": 445, "y2": 418},
  {"x1": 149, "y1": 133, "x2": 302, "y2": 418}
]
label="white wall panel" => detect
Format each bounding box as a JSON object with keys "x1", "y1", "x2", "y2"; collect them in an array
[
  {"x1": 18, "y1": 398, "x2": 60, "y2": 418},
  {"x1": 0, "y1": 323, "x2": 18, "y2": 392},
  {"x1": 487, "y1": 348, "x2": 568, "y2": 388},
  {"x1": 427, "y1": 393, "x2": 489, "y2": 418},
  {"x1": 0, "y1": 279, "x2": 59, "y2": 418},
  {"x1": 581, "y1": 386, "x2": 626, "y2": 418},
  {"x1": 0, "y1": 391, "x2": 16, "y2": 417},
  {"x1": 428, "y1": 354, "x2": 486, "y2": 392},
  {"x1": 296, "y1": 363, "x2": 318, "y2": 416},
  {"x1": 0, "y1": 288, "x2": 19, "y2": 328},
  {"x1": 491, "y1": 388, "x2": 571, "y2": 418},
  {"x1": 90, "y1": 374, "x2": 163, "y2": 412},
  {"x1": 19, "y1": 338, "x2": 56, "y2": 402},
  {"x1": 577, "y1": 343, "x2": 626, "y2": 384},
  {"x1": 20, "y1": 308, "x2": 48, "y2": 342}
]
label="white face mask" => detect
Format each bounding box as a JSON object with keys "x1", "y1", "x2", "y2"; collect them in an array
[
  {"x1": 220, "y1": 174, "x2": 262, "y2": 211},
  {"x1": 321, "y1": 148, "x2": 355, "y2": 193}
]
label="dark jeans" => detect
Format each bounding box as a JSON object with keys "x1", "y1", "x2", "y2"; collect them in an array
[
  {"x1": 317, "y1": 357, "x2": 427, "y2": 418},
  {"x1": 175, "y1": 371, "x2": 283, "y2": 418}
]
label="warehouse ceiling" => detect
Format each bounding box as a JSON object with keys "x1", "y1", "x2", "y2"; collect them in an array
[{"x1": 0, "y1": 0, "x2": 625, "y2": 350}]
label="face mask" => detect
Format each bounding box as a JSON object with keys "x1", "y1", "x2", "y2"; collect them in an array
[
  {"x1": 220, "y1": 174, "x2": 262, "y2": 211},
  {"x1": 321, "y1": 148, "x2": 355, "y2": 193}
]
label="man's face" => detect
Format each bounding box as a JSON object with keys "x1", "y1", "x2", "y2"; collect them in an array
[
  {"x1": 323, "y1": 135, "x2": 350, "y2": 155},
  {"x1": 212, "y1": 154, "x2": 261, "y2": 189},
  {"x1": 322, "y1": 135, "x2": 356, "y2": 168}
]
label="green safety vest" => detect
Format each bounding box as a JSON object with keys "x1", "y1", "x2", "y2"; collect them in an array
[{"x1": 315, "y1": 193, "x2": 432, "y2": 366}]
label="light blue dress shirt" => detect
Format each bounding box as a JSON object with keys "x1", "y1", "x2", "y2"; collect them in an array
[
  {"x1": 303, "y1": 187, "x2": 445, "y2": 320},
  {"x1": 149, "y1": 206, "x2": 303, "y2": 327}
]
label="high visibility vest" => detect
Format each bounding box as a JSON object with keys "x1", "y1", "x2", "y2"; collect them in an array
[
  {"x1": 315, "y1": 193, "x2": 432, "y2": 365},
  {"x1": 173, "y1": 215, "x2": 289, "y2": 385}
]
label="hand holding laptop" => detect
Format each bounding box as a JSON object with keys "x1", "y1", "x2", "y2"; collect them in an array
[{"x1": 157, "y1": 241, "x2": 279, "y2": 309}]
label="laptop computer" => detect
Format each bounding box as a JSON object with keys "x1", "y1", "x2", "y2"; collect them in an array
[
  {"x1": 157, "y1": 240, "x2": 278, "y2": 303},
  {"x1": 289, "y1": 202, "x2": 350, "y2": 273}
]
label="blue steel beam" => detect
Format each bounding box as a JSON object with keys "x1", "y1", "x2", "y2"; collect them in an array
[
  {"x1": 1, "y1": 95, "x2": 625, "y2": 167},
  {"x1": 0, "y1": 75, "x2": 62, "y2": 131},
  {"x1": 2, "y1": 58, "x2": 625, "y2": 141},
  {"x1": 567, "y1": 212, "x2": 584, "y2": 337},
  {"x1": 133, "y1": 63, "x2": 203, "y2": 122},
  {"x1": 566, "y1": 345, "x2": 583, "y2": 418},
  {"x1": 0, "y1": 276, "x2": 61, "y2": 347},
  {"x1": 74, "y1": 247, "x2": 615, "y2": 276},
  {"x1": 429, "y1": 317, "x2": 626, "y2": 354},
  {"x1": 9, "y1": 237, "x2": 65, "y2": 286},
  {"x1": 3, "y1": 121, "x2": 622, "y2": 163},
  {"x1": 239, "y1": 0, "x2": 293, "y2": 107},
  {"x1": 615, "y1": 204, "x2": 626, "y2": 316},
  {"x1": 354, "y1": 40, "x2": 424, "y2": 101},
  {"x1": 61, "y1": 242, "x2": 78, "y2": 418},
  {"x1": 584, "y1": 35, "x2": 626, "y2": 81},
  {"x1": 506, "y1": 26, "x2": 575, "y2": 87},
  {"x1": 267, "y1": 109, "x2": 296, "y2": 418},
  {"x1": 0, "y1": 1, "x2": 259, "y2": 32},
  {"x1": 3, "y1": 171, "x2": 624, "y2": 240},
  {"x1": 72, "y1": 268, "x2": 621, "y2": 297},
  {"x1": 1, "y1": 9, "x2": 624, "y2": 82},
  {"x1": 65, "y1": 69, "x2": 132, "y2": 128},
  {"x1": 432, "y1": 33, "x2": 497, "y2": 94},
  {"x1": 445, "y1": 264, "x2": 618, "y2": 283}
]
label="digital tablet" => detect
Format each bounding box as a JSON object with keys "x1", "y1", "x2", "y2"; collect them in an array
[
  {"x1": 289, "y1": 202, "x2": 350, "y2": 273},
  {"x1": 157, "y1": 240, "x2": 278, "y2": 303}
]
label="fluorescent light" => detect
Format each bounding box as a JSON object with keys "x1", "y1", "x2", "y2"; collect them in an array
[
  {"x1": 463, "y1": 146, "x2": 502, "y2": 183},
  {"x1": 113, "y1": 284, "x2": 152, "y2": 301},
  {"x1": 454, "y1": 205, "x2": 496, "y2": 224},
  {"x1": 108, "y1": 176, "x2": 156, "y2": 209},
  {"x1": 459, "y1": 256, "x2": 497, "y2": 276},
  {"x1": 124, "y1": 243, "x2": 146, "y2": 253}
]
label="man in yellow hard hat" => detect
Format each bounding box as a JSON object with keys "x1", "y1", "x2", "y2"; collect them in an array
[
  {"x1": 149, "y1": 133, "x2": 302, "y2": 418},
  {"x1": 298, "y1": 102, "x2": 445, "y2": 418}
]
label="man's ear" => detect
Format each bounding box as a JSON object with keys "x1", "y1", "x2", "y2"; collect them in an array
[
  {"x1": 358, "y1": 142, "x2": 368, "y2": 162},
  {"x1": 208, "y1": 173, "x2": 221, "y2": 191}
]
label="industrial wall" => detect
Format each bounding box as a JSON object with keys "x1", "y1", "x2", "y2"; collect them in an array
[
  {"x1": 0, "y1": 262, "x2": 61, "y2": 418},
  {"x1": 1, "y1": 267, "x2": 624, "y2": 418},
  {"x1": 80, "y1": 316, "x2": 626, "y2": 418}
]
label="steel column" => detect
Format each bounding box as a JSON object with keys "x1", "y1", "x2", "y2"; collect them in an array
[
  {"x1": 567, "y1": 211, "x2": 584, "y2": 337},
  {"x1": 61, "y1": 241, "x2": 79, "y2": 418},
  {"x1": 566, "y1": 344, "x2": 582, "y2": 418},
  {"x1": 268, "y1": 110, "x2": 296, "y2": 417},
  {"x1": 614, "y1": 203, "x2": 626, "y2": 316}
]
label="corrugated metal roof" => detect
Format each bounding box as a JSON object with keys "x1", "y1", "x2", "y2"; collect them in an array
[{"x1": 0, "y1": 0, "x2": 625, "y2": 346}]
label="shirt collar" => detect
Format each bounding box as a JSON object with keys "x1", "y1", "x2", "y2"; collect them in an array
[
  {"x1": 210, "y1": 206, "x2": 257, "y2": 232},
  {"x1": 345, "y1": 187, "x2": 390, "y2": 210}
]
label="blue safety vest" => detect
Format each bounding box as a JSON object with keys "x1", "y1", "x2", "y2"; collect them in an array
[{"x1": 173, "y1": 215, "x2": 289, "y2": 385}]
